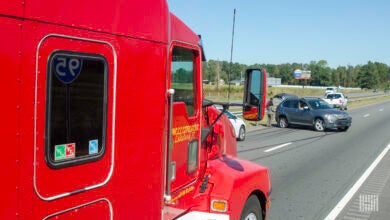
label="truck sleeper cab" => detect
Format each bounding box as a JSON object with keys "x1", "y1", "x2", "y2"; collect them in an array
[{"x1": 0, "y1": 1, "x2": 270, "y2": 219}]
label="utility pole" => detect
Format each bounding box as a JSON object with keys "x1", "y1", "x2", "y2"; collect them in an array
[
  {"x1": 216, "y1": 60, "x2": 220, "y2": 92},
  {"x1": 228, "y1": 8, "x2": 236, "y2": 102}
]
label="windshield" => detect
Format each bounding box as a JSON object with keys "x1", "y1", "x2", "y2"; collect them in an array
[{"x1": 307, "y1": 99, "x2": 332, "y2": 109}]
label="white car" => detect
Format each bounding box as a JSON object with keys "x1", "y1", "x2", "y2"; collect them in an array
[
  {"x1": 223, "y1": 110, "x2": 246, "y2": 141},
  {"x1": 323, "y1": 93, "x2": 348, "y2": 110}
]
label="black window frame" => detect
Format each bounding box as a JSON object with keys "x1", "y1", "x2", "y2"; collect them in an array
[
  {"x1": 45, "y1": 51, "x2": 108, "y2": 169},
  {"x1": 171, "y1": 46, "x2": 197, "y2": 117}
]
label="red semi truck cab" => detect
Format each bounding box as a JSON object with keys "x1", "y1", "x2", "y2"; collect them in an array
[{"x1": 0, "y1": 0, "x2": 270, "y2": 219}]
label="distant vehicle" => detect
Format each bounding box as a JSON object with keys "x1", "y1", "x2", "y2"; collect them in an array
[
  {"x1": 273, "y1": 93, "x2": 298, "y2": 100},
  {"x1": 325, "y1": 87, "x2": 337, "y2": 95},
  {"x1": 275, "y1": 97, "x2": 352, "y2": 131},
  {"x1": 323, "y1": 93, "x2": 348, "y2": 110},
  {"x1": 373, "y1": 88, "x2": 378, "y2": 93},
  {"x1": 218, "y1": 108, "x2": 247, "y2": 141},
  {"x1": 273, "y1": 93, "x2": 298, "y2": 106}
]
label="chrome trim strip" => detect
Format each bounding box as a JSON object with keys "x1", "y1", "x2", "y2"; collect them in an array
[{"x1": 42, "y1": 198, "x2": 113, "y2": 220}]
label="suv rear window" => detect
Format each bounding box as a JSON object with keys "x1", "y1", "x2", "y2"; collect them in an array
[{"x1": 327, "y1": 94, "x2": 341, "y2": 99}]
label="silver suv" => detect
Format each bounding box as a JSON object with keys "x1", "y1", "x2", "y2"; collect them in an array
[{"x1": 275, "y1": 97, "x2": 352, "y2": 131}]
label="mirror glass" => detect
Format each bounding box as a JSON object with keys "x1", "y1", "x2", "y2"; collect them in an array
[{"x1": 243, "y1": 69, "x2": 266, "y2": 121}]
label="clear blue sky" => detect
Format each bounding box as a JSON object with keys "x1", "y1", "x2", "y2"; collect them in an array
[{"x1": 167, "y1": 0, "x2": 390, "y2": 68}]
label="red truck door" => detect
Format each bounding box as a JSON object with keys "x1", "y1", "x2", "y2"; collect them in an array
[
  {"x1": 168, "y1": 43, "x2": 202, "y2": 201},
  {"x1": 33, "y1": 34, "x2": 115, "y2": 202}
]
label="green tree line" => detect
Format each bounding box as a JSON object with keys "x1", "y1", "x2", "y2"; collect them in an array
[{"x1": 202, "y1": 60, "x2": 390, "y2": 89}]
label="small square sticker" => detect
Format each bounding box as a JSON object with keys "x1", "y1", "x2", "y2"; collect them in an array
[
  {"x1": 54, "y1": 144, "x2": 66, "y2": 161},
  {"x1": 89, "y1": 139, "x2": 99, "y2": 154},
  {"x1": 65, "y1": 143, "x2": 76, "y2": 159}
]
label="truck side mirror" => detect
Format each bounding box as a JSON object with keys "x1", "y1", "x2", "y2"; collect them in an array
[{"x1": 243, "y1": 68, "x2": 267, "y2": 121}]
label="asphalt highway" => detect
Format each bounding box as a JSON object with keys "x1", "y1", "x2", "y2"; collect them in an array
[{"x1": 237, "y1": 99, "x2": 390, "y2": 220}]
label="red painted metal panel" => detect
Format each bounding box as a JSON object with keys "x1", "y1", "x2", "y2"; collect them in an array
[
  {"x1": 0, "y1": 0, "x2": 23, "y2": 17},
  {"x1": 170, "y1": 13, "x2": 199, "y2": 45},
  {"x1": 16, "y1": 19, "x2": 168, "y2": 219},
  {"x1": 1, "y1": 1, "x2": 271, "y2": 219},
  {"x1": 170, "y1": 102, "x2": 199, "y2": 191},
  {"x1": 0, "y1": 17, "x2": 21, "y2": 220},
  {"x1": 207, "y1": 157, "x2": 271, "y2": 219},
  {"x1": 33, "y1": 35, "x2": 113, "y2": 198},
  {"x1": 25, "y1": 0, "x2": 169, "y2": 43},
  {"x1": 45, "y1": 199, "x2": 112, "y2": 220}
]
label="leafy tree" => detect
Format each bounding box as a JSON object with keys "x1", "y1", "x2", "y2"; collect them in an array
[
  {"x1": 202, "y1": 61, "x2": 211, "y2": 83},
  {"x1": 357, "y1": 62, "x2": 379, "y2": 89},
  {"x1": 309, "y1": 60, "x2": 331, "y2": 86},
  {"x1": 334, "y1": 66, "x2": 347, "y2": 87},
  {"x1": 173, "y1": 68, "x2": 192, "y2": 83},
  {"x1": 201, "y1": 59, "x2": 389, "y2": 89}
]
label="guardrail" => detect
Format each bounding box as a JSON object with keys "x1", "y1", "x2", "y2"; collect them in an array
[{"x1": 272, "y1": 85, "x2": 361, "y2": 90}]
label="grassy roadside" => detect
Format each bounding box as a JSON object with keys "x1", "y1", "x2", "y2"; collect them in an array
[
  {"x1": 348, "y1": 94, "x2": 390, "y2": 109},
  {"x1": 204, "y1": 85, "x2": 362, "y2": 102}
]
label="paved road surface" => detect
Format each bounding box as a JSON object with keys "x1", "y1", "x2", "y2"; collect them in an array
[{"x1": 237, "y1": 99, "x2": 390, "y2": 219}]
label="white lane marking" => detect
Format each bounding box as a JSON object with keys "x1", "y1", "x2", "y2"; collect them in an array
[
  {"x1": 264, "y1": 142, "x2": 292, "y2": 153},
  {"x1": 379, "y1": 108, "x2": 384, "y2": 112},
  {"x1": 363, "y1": 114, "x2": 370, "y2": 118},
  {"x1": 324, "y1": 142, "x2": 390, "y2": 220}
]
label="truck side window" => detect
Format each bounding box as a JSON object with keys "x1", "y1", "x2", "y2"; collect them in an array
[
  {"x1": 45, "y1": 52, "x2": 107, "y2": 168},
  {"x1": 187, "y1": 140, "x2": 198, "y2": 174},
  {"x1": 171, "y1": 46, "x2": 196, "y2": 116}
]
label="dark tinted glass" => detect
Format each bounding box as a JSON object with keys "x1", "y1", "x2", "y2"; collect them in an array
[
  {"x1": 46, "y1": 52, "x2": 107, "y2": 167},
  {"x1": 308, "y1": 99, "x2": 332, "y2": 109},
  {"x1": 283, "y1": 100, "x2": 298, "y2": 108}
]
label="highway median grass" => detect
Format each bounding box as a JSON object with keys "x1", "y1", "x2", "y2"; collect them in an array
[{"x1": 348, "y1": 94, "x2": 390, "y2": 109}]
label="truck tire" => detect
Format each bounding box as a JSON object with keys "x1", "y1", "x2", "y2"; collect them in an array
[
  {"x1": 237, "y1": 125, "x2": 246, "y2": 141},
  {"x1": 240, "y1": 195, "x2": 263, "y2": 220}
]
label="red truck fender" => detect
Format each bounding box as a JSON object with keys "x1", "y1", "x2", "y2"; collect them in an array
[{"x1": 205, "y1": 156, "x2": 271, "y2": 219}]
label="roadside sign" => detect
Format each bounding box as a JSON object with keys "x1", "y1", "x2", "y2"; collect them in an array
[
  {"x1": 294, "y1": 69, "x2": 311, "y2": 80},
  {"x1": 294, "y1": 69, "x2": 302, "y2": 79}
]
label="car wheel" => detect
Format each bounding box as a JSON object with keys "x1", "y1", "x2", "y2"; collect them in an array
[
  {"x1": 238, "y1": 125, "x2": 246, "y2": 141},
  {"x1": 240, "y1": 195, "x2": 263, "y2": 220},
  {"x1": 314, "y1": 118, "x2": 325, "y2": 132},
  {"x1": 338, "y1": 126, "x2": 349, "y2": 131},
  {"x1": 278, "y1": 116, "x2": 288, "y2": 128}
]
